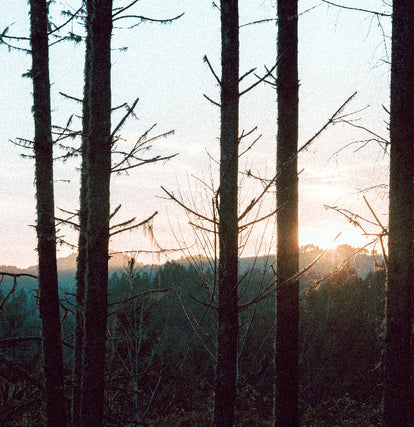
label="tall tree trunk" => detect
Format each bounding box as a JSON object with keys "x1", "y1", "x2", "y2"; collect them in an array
[
  {"x1": 274, "y1": 1, "x2": 299, "y2": 425},
  {"x1": 213, "y1": 1, "x2": 239, "y2": 426},
  {"x1": 29, "y1": 0, "x2": 67, "y2": 425},
  {"x1": 72, "y1": 2, "x2": 91, "y2": 424},
  {"x1": 383, "y1": 1, "x2": 414, "y2": 425},
  {"x1": 80, "y1": 0, "x2": 112, "y2": 425}
]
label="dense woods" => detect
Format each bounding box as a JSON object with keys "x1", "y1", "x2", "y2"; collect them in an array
[
  {"x1": 0, "y1": 0, "x2": 413, "y2": 425},
  {"x1": 0, "y1": 251, "x2": 386, "y2": 424}
]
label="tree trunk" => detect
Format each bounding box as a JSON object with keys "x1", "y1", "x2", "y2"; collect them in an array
[
  {"x1": 72, "y1": 3, "x2": 91, "y2": 424},
  {"x1": 274, "y1": 1, "x2": 299, "y2": 425},
  {"x1": 213, "y1": 1, "x2": 239, "y2": 426},
  {"x1": 80, "y1": 0, "x2": 112, "y2": 425},
  {"x1": 383, "y1": 1, "x2": 414, "y2": 425},
  {"x1": 29, "y1": 0, "x2": 67, "y2": 425}
]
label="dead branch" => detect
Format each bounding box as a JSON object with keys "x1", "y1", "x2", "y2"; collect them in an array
[
  {"x1": 108, "y1": 288, "x2": 172, "y2": 307},
  {"x1": 203, "y1": 93, "x2": 221, "y2": 107},
  {"x1": 188, "y1": 221, "x2": 218, "y2": 235},
  {"x1": 239, "y1": 61, "x2": 279, "y2": 97},
  {"x1": 239, "y1": 67, "x2": 257, "y2": 82},
  {"x1": 189, "y1": 293, "x2": 217, "y2": 310},
  {"x1": 324, "y1": 205, "x2": 371, "y2": 234},
  {"x1": 110, "y1": 217, "x2": 137, "y2": 231},
  {"x1": 363, "y1": 195, "x2": 388, "y2": 264},
  {"x1": 238, "y1": 207, "x2": 279, "y2": 231},
  {"x1": 0, "y1": 272, "x2": 37, "y2": 280},
  {"x1": 59, "y1": 91, "x2": 83, "y2": 103},
  {"x1": 238, "y1": 245, "x2": 331, "y2": 311},
  {"x1": 161, "y1": 186, "x2": 217, "y2": 224},
  {"x1": 112, "y1": 153, "x2": 177, "y2": 174},
  {"x1": 110, "y1": 98, "x2": 139, "y2": 141},
  {"x1": 321, "y1": 0, "x2": 391, "y2": 17},
  {"x1": 238, "y1": 91, "x2": 357, "y2": 222},
  {"x1": 312, "y1": 240, "x2": 377, "y2": 289},
  {"x1": 110, "y1": 211, "x2": 158, "y2": 237},
  {"x1": 0, "y1": 336, "x2": 42, "y2": 346},
  {"x1": 203, "y1": 55, "x2": 221, "y2": 86},
  {"x1": 239, "y1": 134, "x2": 262, "y2": 158},
  {"x1": 240, "y1": 5, "x2": 320, "y2": 28},
  {"x1": 113, "y1": 13, "x2": 185, "y2": 26},
  {"x1": 48, "y1": 6, "x2": 83, "y2": 37},
  {"x1": 0, "y1": 353, "x2": 44, "y2": 391}
]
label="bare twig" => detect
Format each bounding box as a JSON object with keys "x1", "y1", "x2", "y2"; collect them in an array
[
  {"x1": 321, "y1": 0, "x2": 391, "y2": 17},
  {"x1": 161, "y1": 186, "x2": 217, "y2": 224},
  {"x1": 238, "y1": 92, "x2": 357, "y2": 222},
  {"x1": 110, "y1": 211, "x2": 158, "y2": 237},
  {"x1": 203, "y1": 93, "x2": 221, "y2": 107},
  {"x1": 203, "y1": 55, "x2": 221, "y2": 86}
]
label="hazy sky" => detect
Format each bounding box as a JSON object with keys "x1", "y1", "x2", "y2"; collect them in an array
[{"x1": 0, "y1": 0, "x2": 391, "y2": 268}]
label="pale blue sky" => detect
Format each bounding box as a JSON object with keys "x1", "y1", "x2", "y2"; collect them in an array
[{"x1": 0, "y1": 1, "x2": 391, "y2": 267}]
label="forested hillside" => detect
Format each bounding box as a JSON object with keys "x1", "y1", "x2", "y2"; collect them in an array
[
  {"x1": 1, "y1": 0, "x2": 412, "y2": 424},
  {"x1": 1, "y1": 249, "x2": 384, "y2": 425}
]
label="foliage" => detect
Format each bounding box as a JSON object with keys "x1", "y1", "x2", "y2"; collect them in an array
[{"x1": 0, "y1": 252, "x2": 387, "y2": 424}]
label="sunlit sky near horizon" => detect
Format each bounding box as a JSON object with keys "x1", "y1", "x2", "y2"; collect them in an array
[{"x1": 0, "y1": 0, "x2": 391, "y2": 268}]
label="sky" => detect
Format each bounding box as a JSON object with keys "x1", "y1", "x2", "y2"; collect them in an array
[{"x1": 0, "y1": 0, "x2": 391, "y2": 268}]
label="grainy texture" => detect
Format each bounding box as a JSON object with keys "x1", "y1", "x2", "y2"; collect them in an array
[
  {"x1": 383, "y1": 1, "x2": 414, "y2": 424},
  {"x1": 213, "y1": 1, "x2": 239, "y2": 425},
  {"x1": 80, "y1": 0, "x2": 112, "y2": 425},
  {"x1": 30, "y1": 0, "x2": 67, "y2": 424},
  {"x1": 274, "y1": 1, "x2": 299, "y2": 425},
  {"x1": 72, "y1": 3, "x2": 91, "y2": 424}
]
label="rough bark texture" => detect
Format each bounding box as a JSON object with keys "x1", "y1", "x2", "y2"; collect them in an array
[
  {"x1": 213, "y1": 1, "x2": 239, "y2": 426},
  {"x1": 80, "y1": 0, "x2": 112, "y2": 425},
  {"x1": 274, "y1": 1, "x2": 299, "y2": 426},
  {"x1": 383, "y1": 1, "x2": 414, "y2": 425},
  {"x1": 72, "y1": 4, "x2": 91, "y2": 424},
  {"x1": 29, "y1": 0, "x2": 67, "y2": 425}
]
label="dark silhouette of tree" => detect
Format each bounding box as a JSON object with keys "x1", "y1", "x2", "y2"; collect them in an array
[
  {"x1": 274, "y1": 1, "x2": 299, "y2": 425},
  {"x1": 72, "y1": 2, "x2": 91, "y2": 425},
  {"x1": 80, "y1": 0, "x2": 113, "y2": 424},
  {"x1": 29, "y1": 1, "x2": 67, "y2": 425},
  {"x1": 213, "y1": 0, "x2": 239, "y2": 425},
  {"x1": 382, "y1": 1, "x2": 414, "y2": 424}
]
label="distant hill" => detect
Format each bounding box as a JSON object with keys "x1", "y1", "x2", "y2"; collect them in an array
[
  {"x1": 0, "y1": 251, "x2": 135, "y2": 293},
  {"x1": 1, "y1": 245, "x2": 383, "y2": 293}
]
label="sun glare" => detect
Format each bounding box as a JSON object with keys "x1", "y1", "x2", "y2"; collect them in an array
[{"x1": 300, "y1": 226, "x2": 369, "y2": 251}]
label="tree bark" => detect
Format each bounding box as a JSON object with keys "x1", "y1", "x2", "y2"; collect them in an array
[
  {"x1": 29, "y1": 0, "x2": 67, "y2": 425},
  {"x1": 72, "y1": 2, "x2": 91, "y2": 424},
  {"x1": 213, "y1": 1, "x2": 239, "y2": 426},
  {"x1": 383, "y1": 1, "x2": 414, "y2": 425},
  {"x1": 80, "y1": 0, "x2": 112, "y2": 425},
  {"x1": 274, "y1": 1, "x2": 299, "y2": 425}
]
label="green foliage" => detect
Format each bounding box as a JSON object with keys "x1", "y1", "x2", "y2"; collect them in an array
[
  {"x1": 300, "y1": 266, "x2": 385, "y2": 412},
  {"x1": 1, "y1": 257, "x2": 386, "y2": 424}
]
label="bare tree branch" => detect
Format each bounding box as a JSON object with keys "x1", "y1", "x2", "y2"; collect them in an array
[
  {"x1": 321, "y1": 0, "x2": 391, "y2": 17},
  {"x1": 203, "y1": 55, "x2": 221, "y2": 86},
  {"x1": 110, "y1": 211, "x2": 158, "y2": 237},
  {"x1": 161, "y1": 186, "x2": 217, "y2": 224}
]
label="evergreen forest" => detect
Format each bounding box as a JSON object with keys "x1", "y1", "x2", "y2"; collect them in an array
[{"x1": 0, "y1": 0, "x2": 413, "y2": 425}]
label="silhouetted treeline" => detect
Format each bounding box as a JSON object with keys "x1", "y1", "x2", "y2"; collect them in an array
[{"x1": 0, "y1": 251, "x2": 384, "y2": 425}]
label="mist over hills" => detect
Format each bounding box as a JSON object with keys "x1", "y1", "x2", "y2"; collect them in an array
[{"x1": 0, "y1": 244, "x2": 383, "y2": 294}]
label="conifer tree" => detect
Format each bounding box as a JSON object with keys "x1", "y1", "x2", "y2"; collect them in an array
[
  {"x1": 80, "y1": 0, "x2": 113, "y2": 424},
  {"x1": 71, "y1": 2, "x2": 91, "y2": 424},
  {"x1": 274, "y1": 1, "x2": 299, "y2": 425},
  {"x1": 213, "y1": 0, "x2": 239, "y2": 425},
  {"x1": 29, "y1": 0, "x2": 67, "y2": 424},
  {"x1": 383, "y1": 1, "x2": 414, "y2": 424}
]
